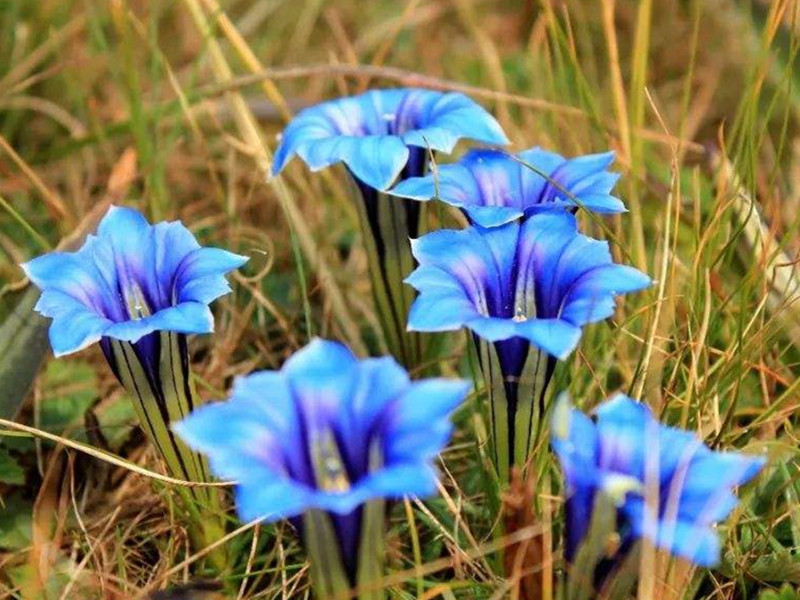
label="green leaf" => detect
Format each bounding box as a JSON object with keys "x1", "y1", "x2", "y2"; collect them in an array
[
  {"x1": 39, "y1": 359, "x2": 97, "y2": 440},
  {"x1": 0, "y1": 287, "x2": 50, "y2": 419},
  {"x1": 93, "y1": 394, "x2": 137, "y2": 450},
  {"x1": 748, "y1": 551, "x2": 800, "y2": 584},
  {"x1": 758, "y1": 584, "x2": 800, "y2": 600},
  {"x1": 0, "y1": 447, "x2": 25, "y2": 485},
  {"x1": 0, "y1": 494, "x2": 33, "y2": 551}
]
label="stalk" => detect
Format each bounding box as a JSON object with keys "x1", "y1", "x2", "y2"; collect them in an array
[
  {"x1": 475, "y1": 337, "x2": 554, "y2": 485},
  {"x1": 302, "y1": 500, "x2": 386, "y2": 600},
  {"x1": 104, "y1": 331, "x2": 228, "y2": 570},
  {"x1": 350, "y1": 178, "x2": 424, "y2": 371}
]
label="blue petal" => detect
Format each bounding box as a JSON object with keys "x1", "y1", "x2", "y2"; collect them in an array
[
  {"x1": 467, "y1": 317, "x2": 582, "y2": 359},
  {"x1": 551, "y1": 397, "x2": 599, "y2": 486},
  {"x1": 595, "y1": 394, "x2": 654, "y2": 478},
  {"x1": 516, "y1": 211, "x2": 579, "y2": 317},
  {"x1": 48, "y1": 307, "x2": 111, "y2": 356},
  {"x1": 541, "y1": 236, "x2": 613, "y2": 313},
  {"x1": 272, "y1": 89, "x2": 508, "y2": 188},
  {"x1": 515, "y1": 318, "x2": 583, "y2": 359},
  {"x1": 550, "y1": 396, "x2": 600, "y2": 559},
  {"x1": 33, "y1": 288, "x2": 97, "y2": 321},
  {"x1": 661, "y1": 520, "x2": 721, "y2": 567},
  {"x1": 338, "y1": 356, "x2": 410, "y2": 473},
  {"x1": 388, "y1": 174, "x2": 440, "y2": 202},
  {"x1": 174, "y1": 397, "x2": 287, "y2": 480},
  {"x1": 228, "y1": 371, "x2": 298, "y2": 432},
  {"x1": 96, "y1": 205, "x2": 154, "y2": 288},
  {"x1": 681, "y1": 452, "x2": 765, "y2": 500},
  {"x1": 142, "y1": 301, "x2": 215, "y2": 334},
  {"x1": 560, "y1": 265, "x2": 652, "y2": 325},
  {"x1": 347, "y1": 356, "x2": 410, "y2": 432},
  {"x1": 546, "y1": 151, "x2": 616, "y2": 199},
  {"x1": 298, "y1": 134, "x2": 409, "y2": 190},
  {"x1": 384, "y1": 379, "x2": 470, "y2": 460},
  {"x1": 306, "y1": 486, "x2": 373, "y2": 516},
  {"x1": 282, "y1": 338, "x2": 361, "y2": 431},
  {"x1": 465, "y1": 205, "x2": 524, "y2": 228},
  {"x1": 559, "y1": 296, "x2": 617, "y2": 325},
  {"x1": 358, "y1": 463, "x2": 439, "y2": 500},
  {"x1": 178, "y1": 275, "x2": 233, "y2": 305},
  {"x1": 406, "y1": 284, "x2": 481, "y2": 332},
  {"x1": 176, "y1": 247, "x2": 248, "y2": 282},
  {"x1": 390, "y1": 163, "x2": 480, "y2": 206},
  {"x1": 175, "y1": 247, "x2": 248, "y2": 304},
  {"x1": 653, "y1": 424, "x2": 707, "y2": 485},
  {"x1": 624, "y1": 498, "x2": 722, "y2": 567},
  {"x1": 22, "y1": 249, "x2": 112, "y2": 313},
  {"x1": 676, "y1": 490, "x2": 741, "y2": 526},
  {"x1": 235, "y1": 480, "x2": 312, "y2": 523},
  {"x1": 401, "y1": 91, "x2": 509, "y2": 151},
  {"x1": 103, "y1": 302, "x2": 214, "y2": 342},
  {"x1": 516, "y1": 146, "x2": 565, "y2": 199},
  {"x1": 410, "y1": 226, "x2": 511, "y2": 317},
  {"x1": 151, "y1": 221, "x2": 201, "y2": 276},
  {"x1": 555, "y1": 193, "x2": 627, "y2": 214},
  {"x1": 97, "y1": 204, "x2": 151, "y2": 242}
]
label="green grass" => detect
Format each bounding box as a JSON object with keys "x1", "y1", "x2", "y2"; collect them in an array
[{"x1": 1, "y1": 0, "x2": 800, "y2": 598}]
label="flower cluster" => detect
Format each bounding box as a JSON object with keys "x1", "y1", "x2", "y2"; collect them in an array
[
  {"x1": 272, "y1": 89, "x2": 508, "y2": 371},
  {"x1": 399, "y1": 147, "x2": 649, "y2": 480},
  {"x1": 21, "y1": 86, "x2": 768, "y2": 598}
]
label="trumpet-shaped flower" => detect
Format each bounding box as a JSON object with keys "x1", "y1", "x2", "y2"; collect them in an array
[
  {"x1": 551, "y1": 394, "x2": 765, "y2": 567},
  {"x1": 406, "y1": 211, "x2": 650, "y2": 482},
  {"x1": 22, "y1": 205, "x2": 248, "y2": 358},
  {"x1": 406, "y1": 211, "x2": 650, "y2": 362},
  {"x1": 272, "y1": 88, "x2": 507, "y2": 371},
  {"x1": 22, "y1": 205, "x2": 247, "y2": 566},
  {"x1": 174, "y1": 338, "x2": 470, "y2": 580},
  {"x1": 391, "y1": 147, "x2": 625, "y2": 227},
  {"x1": 272, "y1": 88, "x2": 509, "y2": 190}
]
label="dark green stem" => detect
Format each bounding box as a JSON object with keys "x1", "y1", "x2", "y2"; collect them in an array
[
  {"x1": 474, "y1": 338, "x2": 553, "y2": 485},
  {"x1": 303, "y1": 500, "x2": 386, "y2": 600},
  {"x1": 348, "y1": 177, "x2": 425, "y2": 371},
  {"x1": 106, "y1": 332, "x2": 228, "y2": 571}
]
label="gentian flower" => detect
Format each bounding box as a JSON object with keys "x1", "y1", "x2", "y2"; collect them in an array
[
  {"x1": 174, "y1": 338, "x2": 470, "y2": 598},
  {"x1": 405, "y1": 211, "x2": 650, "y2": 481},
  {"x1": 22, "y1": 205, "x2": 247, "y2": 564},
  {"x1": 22, "y1": 205, "x2": 247, "y2": 359},
  {"x1": 272, "y1": 88, "x2": 509, "y2": 190},
  {"x1": 272, "y1": 88, "x2": 508, "y2": 369},
  {"x1": 551, "y1": 394, "x2": 765, "y2": 574},
  {"x1": 391, "y1": 147, "x2": 625, "y2": 228}
]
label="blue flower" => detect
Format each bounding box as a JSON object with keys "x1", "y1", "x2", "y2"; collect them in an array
[
  {"x1": 21, "y1": 205, "x2": 248, "y2": 357},
  {"x1": 551, "y1": 394, "x2": 766, "y2": 568},
  {"x1": 406, "y1": 211, "x2": 651, "y2": 362},
  {"x1": 390, "y1": 147, "x2": 625, "y2": 228},
  {"x1": 174, "y1": 338, "x2": 470, "y2": 574},
  {"x1": 272, "y1": 88, "x2": 509, "y2": 190},
  {"x1": 22, "y1": 205, "x2": 247, "y2": 565}
]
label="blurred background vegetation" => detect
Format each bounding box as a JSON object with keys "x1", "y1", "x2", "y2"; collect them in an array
[{"x1": 1, "y1": 0, "x2": 800, "y2": 598}]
